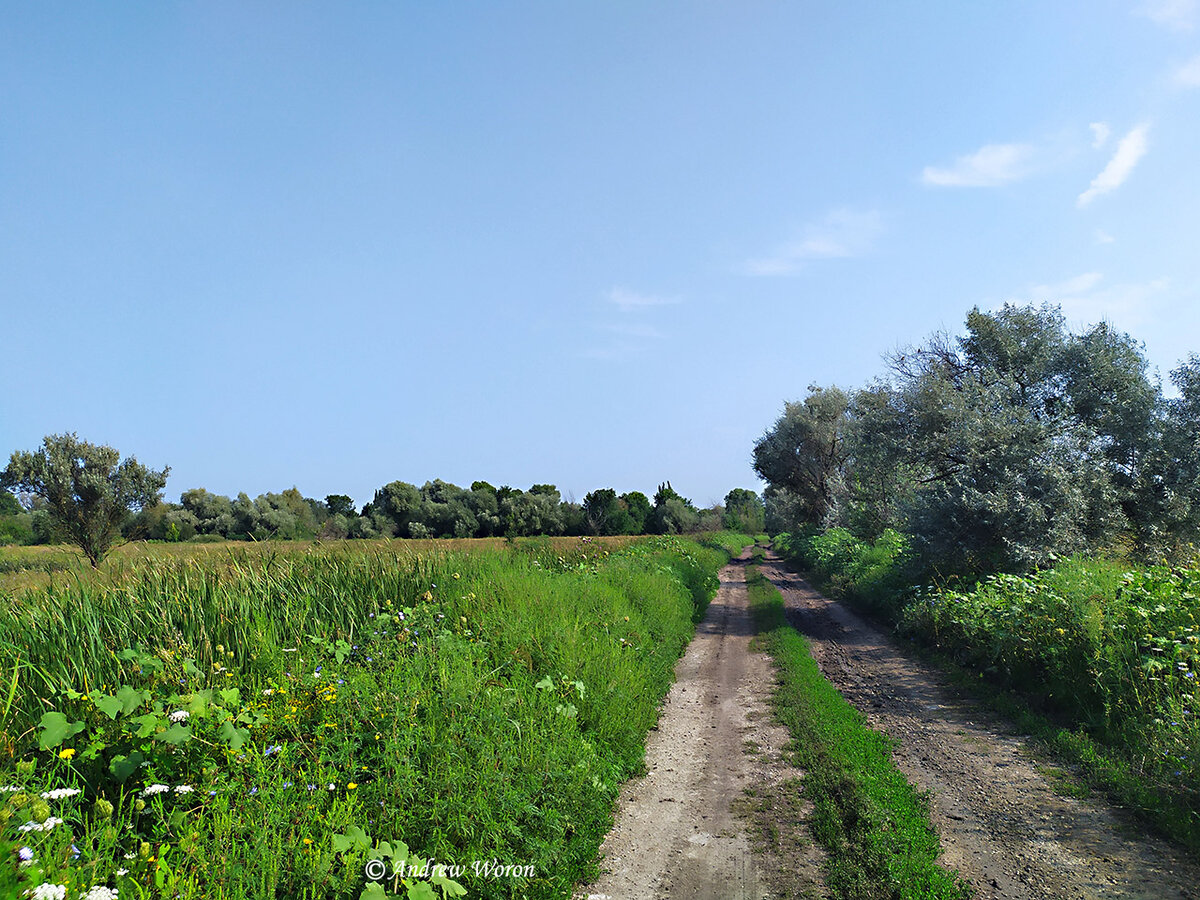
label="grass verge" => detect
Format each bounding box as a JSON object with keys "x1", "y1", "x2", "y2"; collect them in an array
[{"x1": 745, "y1": 565, "x2": 972, "y2": 900}]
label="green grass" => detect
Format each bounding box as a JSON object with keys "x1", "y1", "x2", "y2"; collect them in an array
[
  {"x1": 0, "y1": 532, "x2": 750, "y2": 899},
  {"x1": 745, "y1": 566, "x2": 971, "y2": 900}
]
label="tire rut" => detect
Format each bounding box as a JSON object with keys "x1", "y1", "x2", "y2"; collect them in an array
[{"x1": 758, "y1": 550, "x2": 1200, "y2": 900}]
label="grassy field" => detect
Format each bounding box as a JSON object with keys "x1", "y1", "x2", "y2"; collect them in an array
[{"x1": 0, "y1": 532, "x2": 750, "y2": 899}]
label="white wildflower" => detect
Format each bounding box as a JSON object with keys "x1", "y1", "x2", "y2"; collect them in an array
[
  {"x1": 173, "y1": 785, "x2": 194, "y2": 794},
  {"x1": 41, "y1": 788, "x2": 82, "y2": 800},
  {"x1": 82, "y1": 888, "x2": 119, "y2": 900},
  {"x1": 168, "y1": 710, "x2": 189, "y2": 723},
  {"x1": 27, "y1": 883, "x2": 66, "y2": 900},
  {"x1": 18, "y1": 817, "x2": 63, "y2": 833},
  {"x1": 140, "y1": 784, "x2": 170, "y2": 797}
]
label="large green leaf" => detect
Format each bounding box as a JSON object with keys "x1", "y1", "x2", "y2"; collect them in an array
[
  {"x1": 332, "y1": 825, "x2": 372, "y2": 853},
  {"x1": 93, "y1": 692, "x2": 123, "y2": 720},
  {"x1": 109, "y1": 751, "x2": 145, "y2": 783},
  {"x1": 158, "y1": 723, "x2": 193, "y2": 746},
  {"x1": 218, "y1": 720, "x2": 249, "y2": 751},
  {"x1": 37, "y1": 711, "x2": 85, "y2": 750}
]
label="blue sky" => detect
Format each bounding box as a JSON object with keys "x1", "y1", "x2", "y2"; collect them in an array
[{"x1": 3, "y1": 2, "x2": 1199, "y2": 508}]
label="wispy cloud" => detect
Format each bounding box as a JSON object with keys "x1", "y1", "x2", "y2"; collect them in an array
[
  {"x1": 605, "y1": 288, "x2": 681, "y2": 311},
  {"x1": 1095, "y1": 229, "x2": 1116, "y2": 244},
  {"x1": 585, "y1": 288, "x2": 678, "y2": 360},
  {"x1": 745, "y1": 208, "x2": 883, "y2": 276},
  {"x1": 1090, "y1": 122, "x2": 1111, "y2": 149},
  {"x1": 921, "y1": 142, "x2": 1038, "y2": 187},
  {"x1": 1174, "y1": 54, "x2": 1200, "y2": 87},
  {"x1": 1025, "y1": 271, "x2": 1168, "y2": 329},
  {"x1": 1137, "y1": 0, "x2": 1196, "y2": 31},
  {"x1": 1077, "y1": 124, "x2": 1150, "y2": 207}
]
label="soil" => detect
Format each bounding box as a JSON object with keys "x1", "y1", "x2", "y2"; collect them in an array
[
  {"x1": 757, "y1": 549, "x2": 1200, "y2": 900},
  {"x1": 576, "y1": 550, "x2": 824, "y2": 899},
  {"x1": 576, "y1": 547, "x2": 1200, "y2": 899}
]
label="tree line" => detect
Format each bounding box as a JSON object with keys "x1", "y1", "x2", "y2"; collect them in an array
[
  {"x1": 754, "y1": 303, "x2": 1200, "y2": 577},
  {"x1": 1, "y1": 433, "x2": 765, "y2": 563}
]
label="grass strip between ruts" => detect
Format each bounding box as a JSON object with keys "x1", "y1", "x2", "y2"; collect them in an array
[{"x1": 745, "y1": 564, "x2": 973, "y2": 900}]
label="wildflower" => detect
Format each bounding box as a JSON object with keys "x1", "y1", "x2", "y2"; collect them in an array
[
  {"x1": 115, "y1": 869, "x2": 128, "y2": 877},
  {"x1": 40, "y1": 788, "x2": 82, "y2": 800},
  {"x1": 347, "y1": 782, "x2": 357, "y2": 790},
  {"x1": 82, "y1": 887, "x2": 119, "y2": 900},
  {"x1": 264, "y1": 744, "x2": 283, "y2": 757},
  {"x1": 1, "y1": 785, "x2": 19, "y2": 792},
  {"x1": 140, "y1": 784, "x2": 170, "y2": 797},
  {"x1": 262, "y1": 689, "x2": 274, "y2": 696},
  {"x1": 174, "y1": 785, "x2": 194, "y2": 794},
  {"x1": 18, "y1": 817, "x2": 63, "y2": 833},
  {"x1": 248, "y1": 787, "x2": 258, "y2": 796},
  {"x1": 19, "y1": 847, "x2": 34, "y2": 865},
  {"x1": 169, "y1": 710, "x2": 190, "y2": 723},
  {"x1": 27, "y1": 885, "x2": 66, "y2": 900},
  {"x1": 58, "y1": 749, "x2": 76, "y2": 760}
]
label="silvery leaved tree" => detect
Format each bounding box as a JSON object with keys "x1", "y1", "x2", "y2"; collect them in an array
[{"x1": 2, "y1": 432, "x2": 168, "y2": 565}]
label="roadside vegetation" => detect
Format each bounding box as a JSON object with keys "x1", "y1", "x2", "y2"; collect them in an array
[
  {"x1": 777, "y1": 528, "x2": 1200, "y2": 850},
  {"x1": 746, "y1": 561, "x2": 971, "y2": 899},
  {"x1": 755, "y1": 303, "x2": 1200, "y2": 853},
  {"x1": 0, "y1": 532, "x2": 751, "y2": 898}
]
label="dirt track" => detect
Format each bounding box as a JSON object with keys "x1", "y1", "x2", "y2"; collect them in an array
[
  {"x1": 757, "y1": 549, "x2": 1200, "y2": 900},
  {"x1": 576, "y1": 551, "x2": 822, "y2": 899},
  {"x1": 578, "y1": 548, "x2": 1200, "y2": 900}
]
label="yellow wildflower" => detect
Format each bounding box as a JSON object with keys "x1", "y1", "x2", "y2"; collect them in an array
[{"x1": 58, "y1": 748, "x2": 76, "y2": 760}]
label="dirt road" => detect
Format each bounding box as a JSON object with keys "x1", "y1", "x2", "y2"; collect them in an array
[
  {"x1": 756, "y1": 549, "x2": 1200, "y2": 900},
  {"x1": 578, "y1": 548, "x2": 1200, "y2": 900},
  {"x1": 576, "y1": 551, "x2": 822, "y2": 900}
]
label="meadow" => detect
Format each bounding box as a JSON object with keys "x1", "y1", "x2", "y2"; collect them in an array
[
  {"x1": 776, "y1": 529, "x2": 1200, "y2": 850},
  {"x1": 0, "y1": 532, "x2": 750, "y2": 899}
]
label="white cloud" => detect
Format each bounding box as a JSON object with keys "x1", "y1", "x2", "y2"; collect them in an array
[
  {"x1": 604, "y1": 288, "x2": 681, "y2": 311},
  {"x1": 1095, "y1": 229, "x2": 1116, "y2": 244},
  {"x1": 1174, "y1": 54, "x2": 1200, "y2": 87},
  {"x1": 920, "y1": 143, "x2": 1038, "y2": 187},
  {"x1": 1026, "y1": 271, "x2": 1168, "y2": 329},
  {"x1": 745, "y1": 208, "x2": 883, "y2": 276},
  {"x1": 1077, "y1": 124, "x2": 1150, "y2": 207},
  {"x1": 1090, "y1": 122, "x2": 1111, "y2": 149},
  {"x1": 1138, "y1": 0, "x2": 1196, "y2": 30}
]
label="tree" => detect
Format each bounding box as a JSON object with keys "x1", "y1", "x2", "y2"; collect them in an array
[
  {"x1": 325, "y1": 494, "x2": 356, "y2": 518},
  {"x1": 2, "y1": 433, "x2": 169, "y2": 566},
  {"x1": 849, "y1": 305, "x2": 1136, "y2": 573},
  {"x1": 723, "y1": 488, "x2": 765, "y2": 533},
  {"x1": 649, "y1": 482, "x2": 699, "y2": 534},
  {"x1": 752, "y1": 386, "x2": 850, "y2": 530}
]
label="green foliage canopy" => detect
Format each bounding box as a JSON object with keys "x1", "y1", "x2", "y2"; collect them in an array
[{"x1": 2, "y1": 433, "x2": 169, "y2": 565}]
